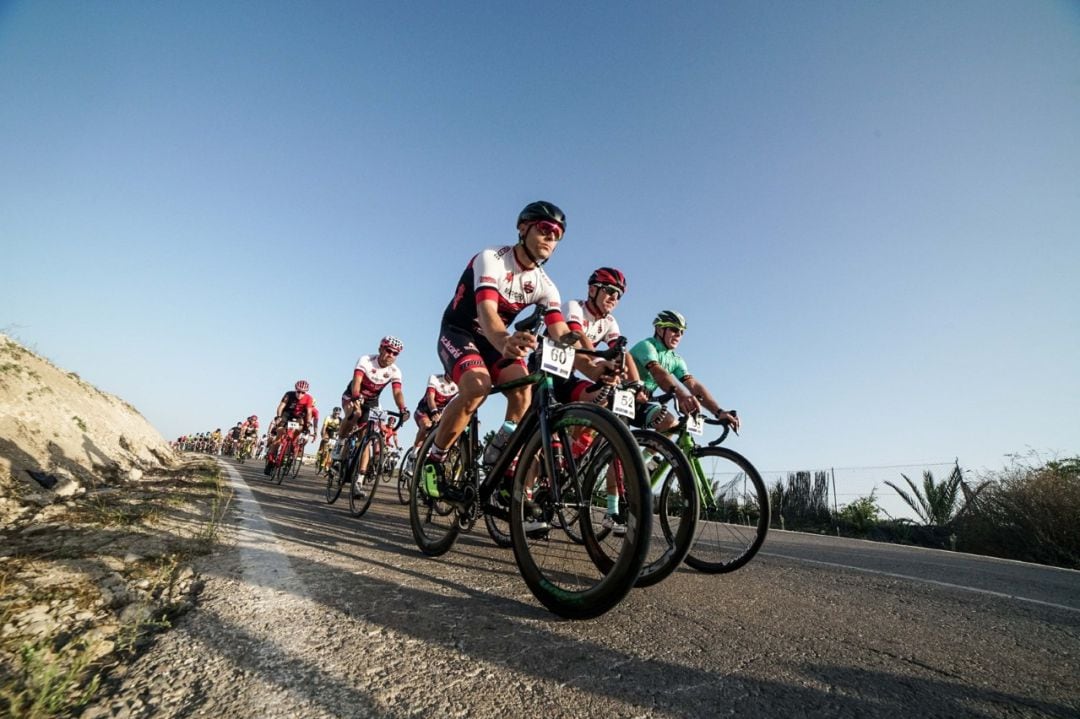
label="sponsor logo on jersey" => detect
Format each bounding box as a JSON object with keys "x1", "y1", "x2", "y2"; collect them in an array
[
  {"x1": 505, "y1": 271, "x2": 514, "y2": 284},
  {"x1": 523, "y1": 280, "x2": 535, "y2": 293},
  {"x1": 440, "y1": 335, "x2": 462, "y2": 359}
]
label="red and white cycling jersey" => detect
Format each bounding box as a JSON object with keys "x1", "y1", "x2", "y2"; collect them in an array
[
  {"x1": 565, "y1": 299, "x2": 621, "y2": 348},
  {"x1": 425, "y1": 374, "x2": 459, "y2": 408},
  {"x1": 343, "y1": 354, "x2": 403, "y2": 402},
  {"x1": 442, "y1": 245, "x2": 564, "y2": 336}
]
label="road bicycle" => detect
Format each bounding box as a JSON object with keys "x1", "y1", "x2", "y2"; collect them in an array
[
  {"x1": 290, "y1": 435, "x2": 310, "y2": 479},
  {"x1": 236, "y1": 437, "x2": 254, "y2": 464},
  {"x1": 651, "y1": 398, "x2": 769, "y2": 573},
  {"x1": 408, "y1": 308, "x2": 651, "y2": 619},
  {"x1": 323, "y1": 408, "x2": 405, "y2": 516},
  {"x1": 267, "y1": 420, "x2": 303, "y2": 485}
]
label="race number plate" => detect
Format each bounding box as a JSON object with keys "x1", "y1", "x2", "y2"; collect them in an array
[
  {"x1": 686, "y1": 414, "x2": 705, "y2": 435},
  {"x1": 540, "y1": 340, "x2": 575, "y2": 379},
  {"x1": 286, "y1": 421, "x2": 301, "y2": 431},
  {"x1": 369, "y1": 408, "x2": 385, "y2": 422},
  {"x1": 612, "y1": 389, "x2": 635, "y2": 419}
]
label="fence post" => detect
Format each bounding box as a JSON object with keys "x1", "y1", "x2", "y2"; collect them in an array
[{"x1": 831, "y1": 467, "x2": 840, "y2": 536}]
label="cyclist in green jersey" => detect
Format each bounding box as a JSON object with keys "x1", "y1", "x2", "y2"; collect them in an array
[{"x1": 629, "y1": 310, "x2": 741, "y2": 433}]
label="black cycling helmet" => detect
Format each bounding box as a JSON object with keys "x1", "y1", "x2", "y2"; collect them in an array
[
  {"x1": 517, "y1": 201, "x2": 566, "y2": 232},
  {"x1": 653, "y1": 310, "x2": 687, "y2": 331}
]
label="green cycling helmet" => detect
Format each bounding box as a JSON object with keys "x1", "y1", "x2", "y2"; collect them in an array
[{"x1": 653, "y1": 310, "x2": 687, "y2": 331}]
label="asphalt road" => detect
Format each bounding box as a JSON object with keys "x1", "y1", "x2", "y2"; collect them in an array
[{"x1": 125, "y1": 456, "x2": 1080, "y2": 718}]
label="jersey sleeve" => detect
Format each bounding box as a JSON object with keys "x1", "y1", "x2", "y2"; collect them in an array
[
  {"x1": 565, "y1": 300, "x2": 585, "y2": 334},
  {"x1": 472, "y1": 248, "x2": 503, "y2": 305},
  {"x1": 630, "y1": 338, "x2": 659, "y2": 370},
  {"x1": 539, "y1": 277, "x2": 564, "y2": 326}
]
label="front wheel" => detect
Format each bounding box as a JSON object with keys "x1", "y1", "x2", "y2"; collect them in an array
[
  {"x1": 349, "y1": 434, "x2": 382, "y2": 517},
  {"x1": 397, "y1": 447, "x2": 416, "y2": 505},
  {"x1": 325, "y1": 460, "x2": 344, "y2": 504},
  {"x1": 275, "y1": 448, "x2": 293, "y2": 485},
  {"x1": 510, "y1": 403, "x2": 651, "y2": 620},
  {"x1": 683, "y1": 446, "x2": 769, "y2": 574},
  {"x1": 408, "y1": 430, "x2": 464, "y2": 557}
]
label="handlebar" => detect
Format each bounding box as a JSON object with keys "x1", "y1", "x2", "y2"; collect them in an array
[{"x1": 652, "y1": 391, "x2": 737, "y2": 446}]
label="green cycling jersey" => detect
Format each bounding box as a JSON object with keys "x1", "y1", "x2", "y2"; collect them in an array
[{"x1": 629, "y1": 335, "x2": 690, "y2": 395}]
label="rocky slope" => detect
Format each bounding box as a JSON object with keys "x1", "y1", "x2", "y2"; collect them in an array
[{"x1": 0, "y1": 334, "x2": 225, "y2": 717}]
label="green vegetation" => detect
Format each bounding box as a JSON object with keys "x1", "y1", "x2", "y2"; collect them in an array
[
  {"x1": 72, "y1": 416, "x2": 87, "y2": 433},
  {"x1": 771, "y1": 455, "x2": 1080, "y2": 569}
]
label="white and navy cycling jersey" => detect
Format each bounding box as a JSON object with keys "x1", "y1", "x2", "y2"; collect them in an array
[
  {"x1": 441, "y1": 245, "x2": 564, "y2": 337},
  {"x1": 565, "y1": 299, "x2": 621, "y2": 348},
  {"x1": 425, "y1": 374, "x2": 459, "y2": 408},
  {"x1": 342, "y1": 354, "x2": 403, "y2": 401}
]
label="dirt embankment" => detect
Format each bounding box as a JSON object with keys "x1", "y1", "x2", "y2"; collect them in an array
[
  {"x1": 0, "y1": 333, "x2": 175, "y2": 528},
  {"x1": 0, "y1": 334, "x2": 227, "y2": 717}
]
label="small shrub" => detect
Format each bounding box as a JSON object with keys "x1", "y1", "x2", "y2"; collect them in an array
[
  {"x1": 836, "y1": 491, "x2": 881, "y2": 536},
  {"x1": 72, "y1": 416, "x2": 87, "y2": 432}
]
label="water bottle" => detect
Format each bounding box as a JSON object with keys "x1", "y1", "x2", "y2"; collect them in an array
[{"x1": 483, "y1": 420, "x2": 517, "y2": 467}]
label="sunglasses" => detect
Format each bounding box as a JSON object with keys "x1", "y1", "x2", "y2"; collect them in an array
[
  {"x1": 382, "y1": 348, "x2": 399, "y2": 356},
  {"x1": 595, "y1": 284, "x2": 622, "y2": 299},
  {"x1": 531, "y1": 220, "x2": 564, "y2": 240}
]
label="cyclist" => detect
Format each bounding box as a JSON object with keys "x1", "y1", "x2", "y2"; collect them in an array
[
  {"x1": 298, "y1": 399, "x2": 320, "y2": 462},
  {"x1": 629, "y1": 310, "x2": 741, "y2": 434},
  {"x1": 240, "y1": 415, "x2": 260, "y2": 457},
  {"x1": 317, "y1": 407, "x2": 343, "y2": 472},
  {"x1": 332, "y1": 337, "x2": 410, "y2": 486},
  {"x1": 423, "y1": 201, "x2": 586, "y2": 519},
  {"x1": 411, "y1": 372, "x2": 459, "y2": 455},
  {"x1": 264, "y1": 380, "x2": 315, "y2": 475},
  {"x1": 554, "y1": 267, "x2": 649, "y2": 535}
]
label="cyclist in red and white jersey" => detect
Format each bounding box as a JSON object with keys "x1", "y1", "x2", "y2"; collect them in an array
[
  {"x1": 264, "y1": 380, "x2": 315, "y2": 474},
  {"x1": 332, "y1": 337, "x2": 410, "y2": 471},
  {"x1": 411, "y1": 372, "x2": 459, "y2": 453},
  {"x1": 423, "y1": 201, "x2": 589, "y2": 503}
]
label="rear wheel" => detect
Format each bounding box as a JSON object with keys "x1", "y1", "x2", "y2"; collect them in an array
[
  {"x1": 683, "y1": 446, "x2": 769, "y2": 574},
  {"x1": 408, "y1": 431, "x2": 463, "y2": 556},
  {"x1": 510, "y1": 403, "x2": 650, "y2": 619}
]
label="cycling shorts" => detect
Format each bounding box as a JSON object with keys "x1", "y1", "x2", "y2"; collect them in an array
[
  {"x1": 436, "y1": 323, "x2": 525, "y2": 384},
  {"x1": 552, "y1": 375, "x2": 596, "y2": 405}
]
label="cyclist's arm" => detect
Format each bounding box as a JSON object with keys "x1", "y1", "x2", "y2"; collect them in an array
[
  {"x1": 681, "y1": 376, "x2": 740, "y2": 430},
  {"x1": 646, "y1": 362, "x2": 700, "y2": 415},
  {"x1": 274, "y1": 396, "x2": 287, "y2": 419},
  {"x1": 391, "y1": 385, "x2": 408, "y2": 417},
  {"x1": 349, "y1": 370, "x2": 365, "y2": 399},
  {"x1": 476, "y1": 298, "x2": 518, "y2": 356},
  {"x1": 425, "y1": 388, "x2": 439, "y2": 413}
]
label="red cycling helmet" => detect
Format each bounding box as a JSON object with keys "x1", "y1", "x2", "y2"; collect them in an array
[
  {"x1": 249, "y1": 415, "x2": 257, "y2": 422},
  {"x1": 295, "y1": 380, "x2": 310, "y2": 392},
  {"x1": 588, "y1": 267, "x2": 627, "y2": 294},
  {"x1": 380, "y1": 336, "x2": 404, "y2": 353}
]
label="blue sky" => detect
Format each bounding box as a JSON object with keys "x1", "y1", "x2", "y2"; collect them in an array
[{"x1": 2, "y1": 1, "x2": 1078, "y2": 518}]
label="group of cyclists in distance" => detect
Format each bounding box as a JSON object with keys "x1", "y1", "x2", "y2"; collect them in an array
[{"x1": 221, "y1": 200, "x2": 739, "y2": 537}]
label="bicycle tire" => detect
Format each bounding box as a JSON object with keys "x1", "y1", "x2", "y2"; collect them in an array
[
  {"x1": 633, "y1": 429, "x2": 699, "y2": 587},
  {"x1": 275, "y1": 448, "x2": 293, "y2": 485},
  {"x1": 683, "y1": 446, "x2": 769, "y2": 574},
  {"x1": 325, "y1": 460, "x2": 344, "y2": 504},
  {"x1": 510, "y1": 403, "x2": 651, "y2": 619},
  {"x1": 484, "y1": 484, "x2": 513, "y2": 548},
  {"x1": 291, "y1": 450, "x2": 303, "y2": 478},
  {"x1": 397, "y1": 447, "x2": 416, "y2": 505},
  {"x1": 349, "y1": 433, "x2": 382, "y2": 517},
  {"x1": 408, "y1": 430, "x2": 463, "y2": 556}
]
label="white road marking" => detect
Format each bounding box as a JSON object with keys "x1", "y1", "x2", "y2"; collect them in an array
[{"x1": 762, "y1": 551, "x2": 1080, "y2": 614}]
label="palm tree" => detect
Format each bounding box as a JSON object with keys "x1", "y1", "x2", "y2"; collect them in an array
[{"x1": 885, "y1": 462, "x2": 978, "y2": 527}]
